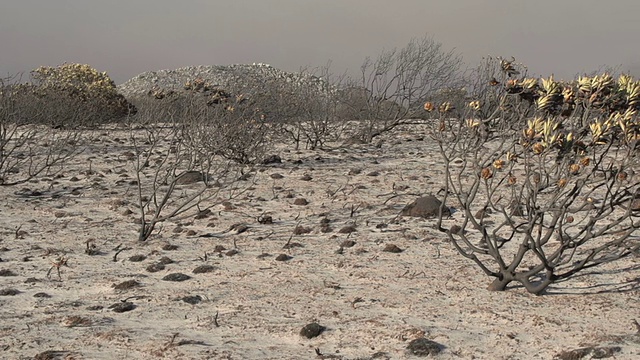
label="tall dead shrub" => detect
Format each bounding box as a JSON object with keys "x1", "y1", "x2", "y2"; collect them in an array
[
  {"x1": 345, "y1": 34, "x2": 463, "y2": 142},
  {"x1": 0, "y1": 75, "x2": 82, "y2": 185},
  {"x1": 127, "y1": 92, "x2": 258, "y2": 241}
]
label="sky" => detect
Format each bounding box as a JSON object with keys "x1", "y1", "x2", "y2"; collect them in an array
[{"x1": 1, "y1": 0, "x2": 640, "y2": 85}]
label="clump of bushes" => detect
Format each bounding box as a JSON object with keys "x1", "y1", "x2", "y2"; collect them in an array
[{"x1": 10, "y1": 63, "x2": 135, "y2": 127}]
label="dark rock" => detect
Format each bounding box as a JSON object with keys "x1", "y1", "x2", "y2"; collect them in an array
[
  {"x1": 283, "y1": 242, "x2": 304, "y2": 249},
  {"x1": 340, "y1": 240, "x2": 356, "y2": 248},
  {"x1": 258, "y1": 215, "x2": 273, "y2": 224},
  {"x1": 0, "y1": 269, "x2": 17, "y2": 276},
  {"x1": 262, "y1": 154, "x2": 282, "y2": 164},
  {"x1": 338, "y1": 225, "x2": 357, "y2": 234},
  {"x1": 406, "y1": 338, "x2": 442, "y2": 356},
  {"x1": 275, "y1": 254, "x2": 292, "y2": 261},
  {"x1": 33, "y1": 292, "x2": 51, "y2": 298},
  {"x1": 113, "y1": 280, "x2": 141, "y2": 291},
  {"x1": 193, "y1": 265, "x2": 216, "y2": 274},
  {"x1": 449, "y1": 225, "x2": 463, "y2": 235},
  {"x1": 0, "y1": 288, "x2": 20, "y2": 296},
  {"x1": 129, "y1": 254, "x2": 147, "y2": 262},
  {"x1": 175, "y1": 171, "x2": 205, "y2": 185},
  {"x1": 300, "y1": 322, "x2": 325, "y2": 339},
  {"x1": 146, "y1": 263, "x2": 165, "y2": 273},
  {"x1": 180, "y1": 295, "x2": 203, "y2": 305},
  {"x1": 293, "y1": 225, "x2": 312, "y2": 235},
  {"x1": 402, "y1": 195, "x2": 450, "y2": 218},
  {"x1": 109, "y1": 301, "x2": 136, "y2": 313},
  {"x1": 162, "y1": 273, "x2": 191, "y2": 282},
  {"x1": 383, "y1": 244, "x2": 403, "y2": 253},
  {"x1": 475, "y1": 207, "x2": 492, "y2": 219},
  {"x1": 320, "y1": 225, "x2": 333, "y2": 233},
  {"x1": 194, "y1": 209, "x2": 212, "y2": 219},
  {"x1": 294, "y1": 198, "x2": 308, "y2": 206}
]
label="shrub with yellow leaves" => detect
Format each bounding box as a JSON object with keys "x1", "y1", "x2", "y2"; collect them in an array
[
  {"x1": 16, "y1": 63, "x2": 135, "y2": 127},
  {"x1": 431, "y1": 61, "x2": 640, "y2": 295}
]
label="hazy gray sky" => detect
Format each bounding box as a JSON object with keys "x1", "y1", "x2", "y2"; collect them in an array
[{"x1": 2, "y1": 0, "x2": 639, "y2": 84}]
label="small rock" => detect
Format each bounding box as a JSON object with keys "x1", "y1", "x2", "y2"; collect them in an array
[
  {"x1": 338, "y1": 225, "x2": 357, "y2": 234},
  {"x1": 129, "y1": 254, "x2": 147, "y2": 262},
  {"x1": 383, "y1": 244, "x2": 403, "y2": 253},
  {"x1": 293, "y1": 198, "x2": 308, "y2": 206},
  {"x1": 193, "y1": 265, "x2": 216, "y2": 274},
  {"x1": 300, "y1": 322, "x2": 325, "y2": 339},
  {"x1": 258, "y1": 215, "x2": 273, "y2": 224},
  {"x1": 33, "y1": 292, "x2": 51, "y2": 298},
  {"x1": 194, "y1": 209, "x2": 212, "y2": 219},
  {"x1": 180, "y1": 295, "x2": 203, "y2": 305},
  {"x1": 146, "y1": 263, "x2": 165, "y2": 273},
  {"x1": 340, "y1": 240, "x2": 356, "y2": 248},
  {"x1": 232, "y1": 224, "x2": 249, "y2": 234},
  {"x1": 275, "y1": 254, "x2": 292, "y2": 261},
  {"x1": 158, "y1": 256, "x2": 174, "y2": 264},
  {"x1": 300, "y1": 174, "x2": 313, "y2": 181},
  {"x1": 283, "y1": 242, "x2": 304, "y2": 249},
  {"x1": 320, "y1": 225, "x2": 333, "y2": 233},
  {"x1": 162, "y1": 244, "x2": 179, "y2": 251},
  {"x1": 449, "y1": 225, "x2": 463, "y2": 235},
  {"x1": 406, "y1": 338, "x2": 442, "y2": 357},
  {"x1": 0, "y1": 269, "x2": 17, "y2": 276},
  {"x1": 112, "y1": 280, "x2": 141, "y2": 291},
  {"x1": 402, "y1": 195, "x2": 450, "y2": 218},
  {"x1": 262, "y1": 154, "x2": 282, "y2": 164},
  {"x1": 225, "y1": 249, "x2": 239, "y2": 256},
  {"x1": 270, "y1": 173, "x2": 284, "y2": 179},
  {"x1": 175, "y1": 171, "x2": 205, "y2": 185},
  {"x1": 0, "y1": 288, "x2": 20, "y2": 296},
  {"x1": 162, "y1": 273, "x2": 191, "y2": 282},
  {"x1": 109, "y1": 302, "x2": 136, "y2": 313},
  {"x1": 293, "y1": 225, "x2": 312, "y2": 235},
  {"x1": 475, "y1": 207, "x2": 492, "y2": 219}
]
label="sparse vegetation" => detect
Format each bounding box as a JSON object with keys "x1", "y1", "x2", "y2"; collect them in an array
[{"x1": 1, "y1": 46, "x2": 639, "y2": 359}]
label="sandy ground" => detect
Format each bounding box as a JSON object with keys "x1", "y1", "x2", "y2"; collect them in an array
[{"x1": 0, "y1": 124, "x2": 638, "y2": 359}]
